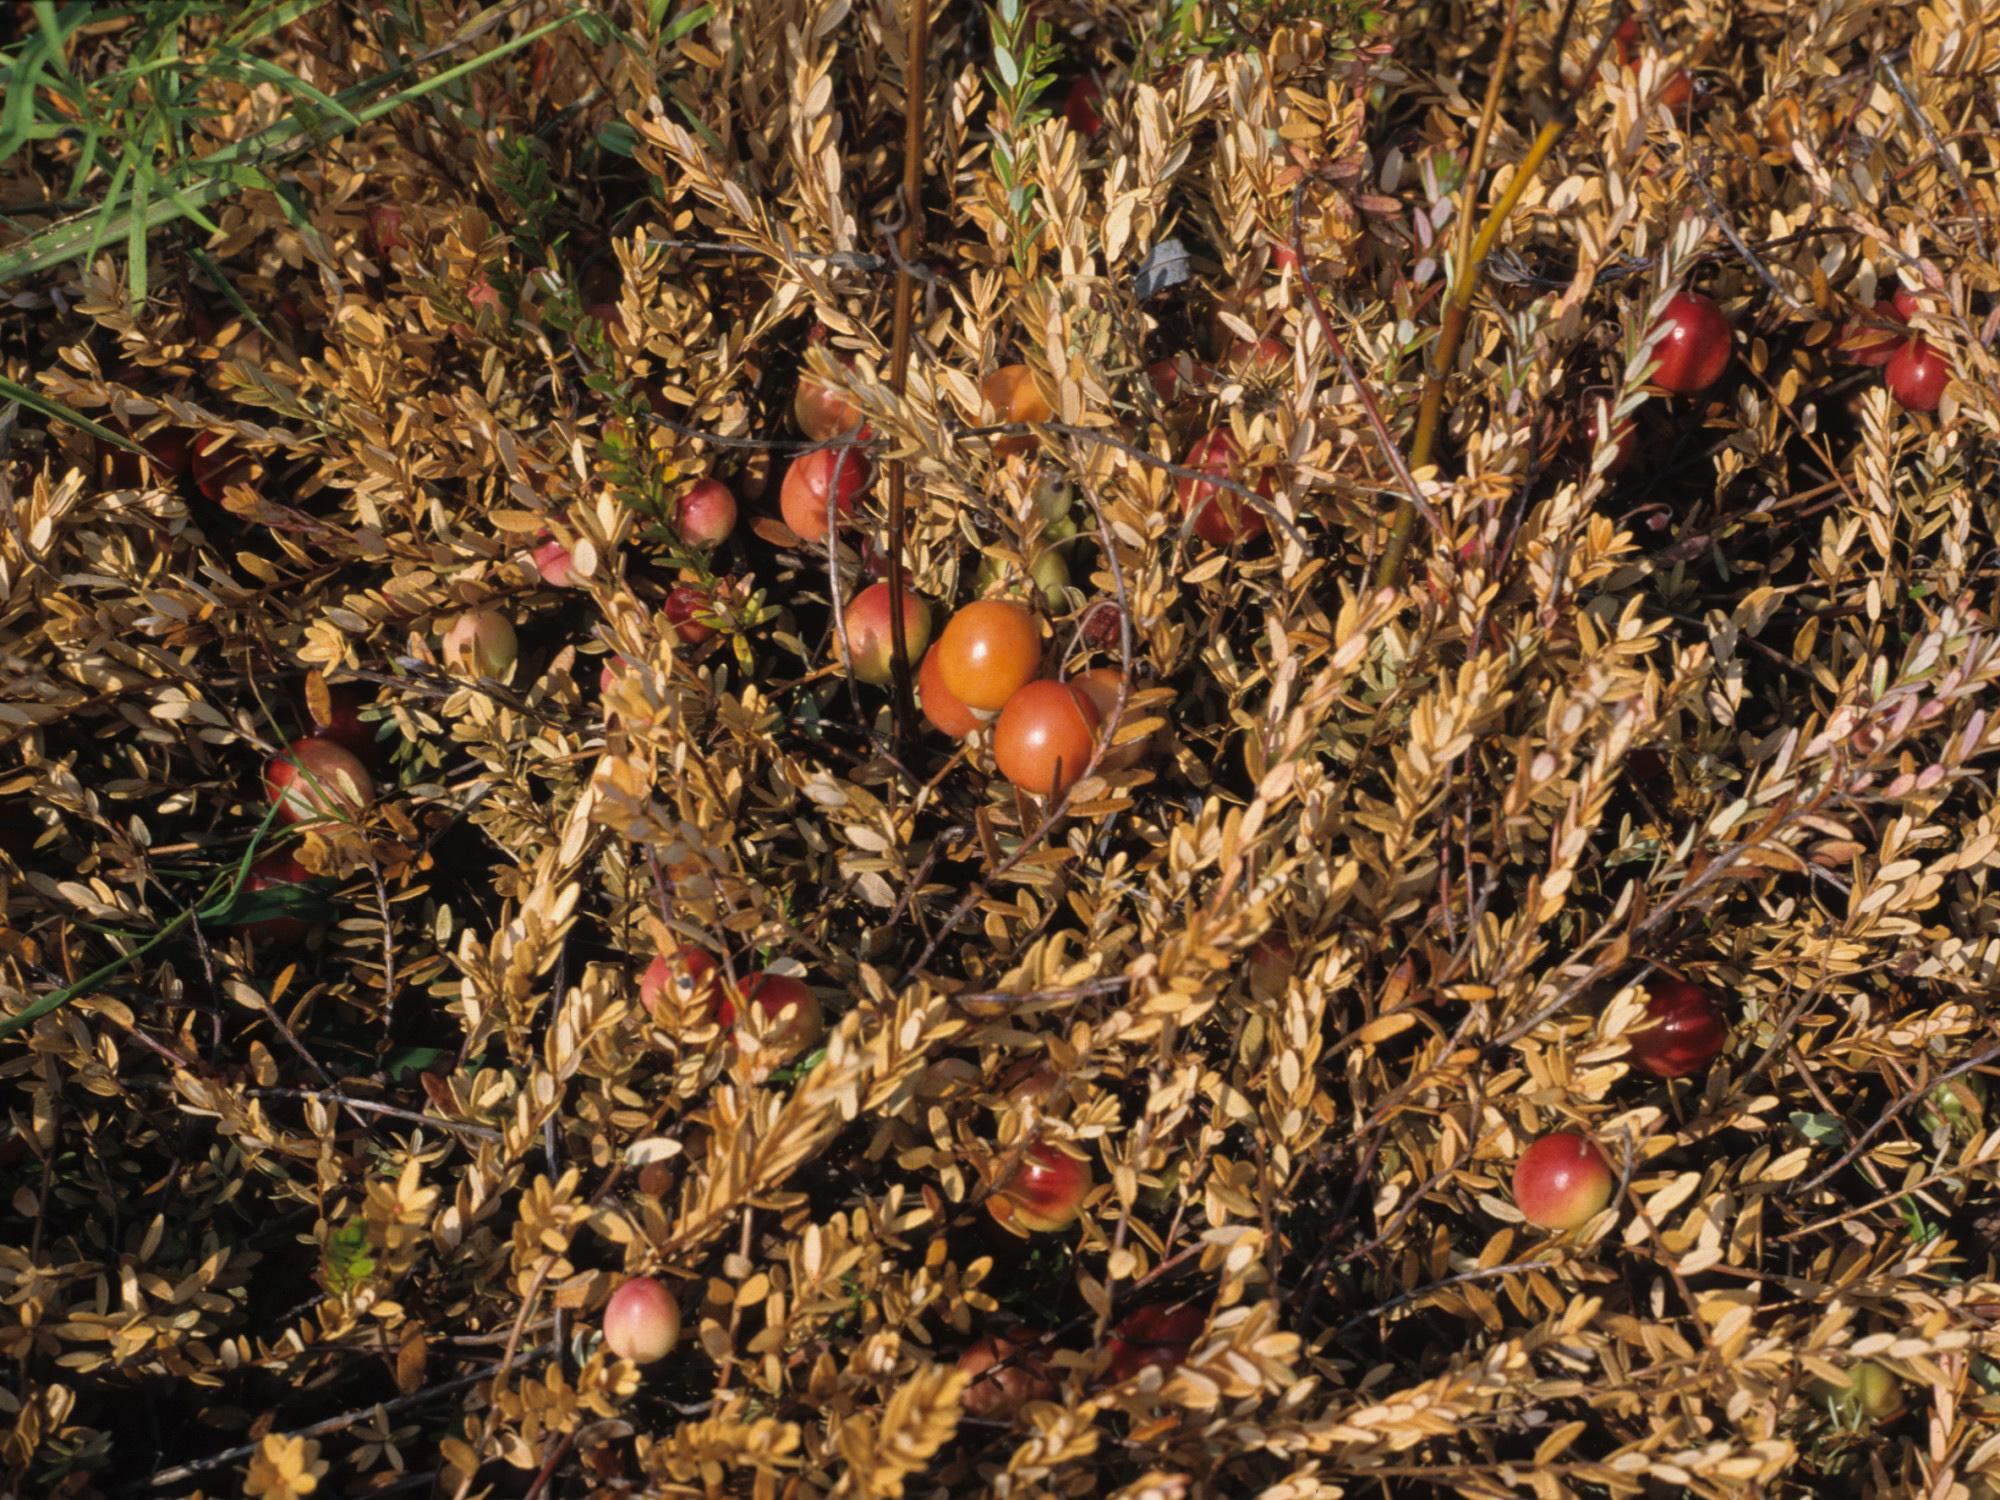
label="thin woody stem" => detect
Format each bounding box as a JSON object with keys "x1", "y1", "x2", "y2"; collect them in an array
[
  {"x1": 884, "y1": 0, "x2": 930, "y2": 746},
  {"x1": 1456, "y1": 0, "x2": 1522, "y2": 274},
  {"x1": 1377, "y1": 4, "x2": 1629, "y2": 588}
]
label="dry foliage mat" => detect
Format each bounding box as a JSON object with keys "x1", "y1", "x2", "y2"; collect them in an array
[{"x1": 6, "y1": 0, "x2": 2000, "y2": 1495}]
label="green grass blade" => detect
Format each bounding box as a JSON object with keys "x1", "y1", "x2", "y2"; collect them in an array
[
  {"x1": 348, "y1": 10, "x2": 580, "y2": 126},
  {"x1": 228, "y1": 1, "x2": 331, "y2": 45},
  {"x1": 63, "y1": 114, "x2": 101, "y2": 197},
  {"x1": 157, "y1": 179, "x2": 224, "y2": 237},
  {"x1": 0, "y1": 7, "x2": 585, "y2": 290},
  {"x1": 26, "y1": 2, "x2": 83, "y2": 84},
  {"x1": 83, "y1": 155, "x2": 132, "y2": 268},
  {"x1": 0, "y1": 375, "x2": 145, "y2": 454},
  {"x1": 662, "y1": 4, "x2": 715, "y2": 44},
  {"x1": 127, "y1": 163, "x2": 150, "y2": 299},
  {"x1": 0, "y1": 31, "x2": 61, "y2": 163},
  {"x1": 186, "y1": 244, "x2": 271, "y2": 338},
  {"x1": 0, "y1": 173, "x2": 224, "y2": 285},
  {"x1": 227, "y1": 53, "x2": 365, "y2": 129},
  {"x1": 0, "y1": 802, "x2": 289, "y2": 1044}
]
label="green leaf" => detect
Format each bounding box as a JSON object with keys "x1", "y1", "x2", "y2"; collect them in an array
[
  {"x1": 204, "y1": 876, "x2": 333, "y2": 931},
  {"x1": 661, "y1": 3, "x2": 714, "y2": 43},
  {"x1": 596, "y1": 119, "x2": 637, "y2": 158},
  {"x1": 768, "y1": 1043, "x2": 830, "y2": 1085},
  {"x1": 323, "y1": 1217, "x2": 376, "y2": 1291},
  {"x1": 1788, "y1": 1110, "x2": 1846, "y2": 1144},
  {"x1": 384, "y1": 1046, "x2": 450, "y2": 1082}
]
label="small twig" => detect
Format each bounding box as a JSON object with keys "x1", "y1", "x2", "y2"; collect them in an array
[
  {"x1": 883, "y1": 825, "x2": 966, "y2": 934},
  {"x1": 1661, "y1": 610, "x2": 1815, "y2": 682},
  {"x1": 545, "y1": 941, "x2": 570, "y2": 1362},
  {"x1": 641, "y1": 413, "x2": 865, "y2": 453},
  {"x1": 1877, "y1": 57, "x2": 1990, "y2": 261},
  {"x1": 369, "y1": 856, "x2": 398, "y2": 1052},
  {"x1": 1725, "y1": 975, "x2": 1824, "y2": 1101},
  {"x1": 1783, "y1": 1038, "x2": 1893, "y2": 1205},
  {"x1": 416, "y1": 779, "x2": 500, "y2": 861},
  {"x1": 518, "y1": 1430, "x2": 581, "y2": 1500},
  {"x1": 712, "y1": 1207, "x2": 757, "y2": 1395},
  {"x1": 246, "y1": 1087, "x2": 504, "y2": 1142},
  {"x1": 1029, "y1": 421, "x2": 1308, "y2": 549},
  {"x1": 1780, "y1": 1153, "x2": 1985, "y2": 1243},
  {"x1": 101, "y1": 1009, "x2": 196, "y2": 1071},
  {"x1": 1332, "y1": 1260, "x2": 1546, "y2": 1339},
  {"x1": 951, "y1": 975, "x2": 1133, "y2": 1007},
  {"x1": 249, "y1": 976, "x2": 393, "y2": 1147},
  {"x1": 1064, "y1": 433, "x2": 1136, "y2": 786},
  {"x1": 1315, "y1": 1116, "x2": 1504, "y2": 1284},
  {"x1": 638, "y1": 236, "x2": 895, "y2": 272},
  {"x1": 449, "y1": 1317, "x2": 558, "y2": 1347},
  {"x1": 876, "y1": 208, "x2": 946, "y2": 287},
  {"x1": 1437, "y1": 760, "x2": 1459, "y2": 945},
  {"x1": 825, "y1": 431, "x2": 867, "y2": 732},
  {"x1": 1016, "y1": 1239, "x2": 1209, "y2": 1370},
  {"x1": 140, "y1": 1356, "x2": 531, "y2": 1489},
  {"x1": 1290, "y1": 180, "x2": 1436, "y2": 548},
  {"x1": 450, "y1": 1260, "x2": 556, "y2": 1500},
  {"x1": 1683, "y1": 149, "x2": 1805, "y2": 314},
  {"x1": 903, "y1": 809, "x2": 1079, "y2": 980},
  {"x1": 1793, "y1": 1041, "x2": 2000, "y2": 1197},
  {"x1": 1096, "y1": 1054, "x2": 1167, "y2": 1352}
]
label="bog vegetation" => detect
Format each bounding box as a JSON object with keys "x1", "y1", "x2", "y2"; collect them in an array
[{"x1": 5, "y1": 0, "x2": 2000, "y2": 1495}]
